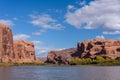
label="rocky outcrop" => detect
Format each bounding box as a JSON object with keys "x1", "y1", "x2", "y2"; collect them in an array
[
  {"x1": 13, "y1": 40, "x2": 36, "y2": 63},
  {"x1": 36, "y1": 57, "x2": 47, "y2": 63},
  {"x1": 0, "y1": 24, "x2": 14, "y2": 63},
  {"x1": 78, "y1": 39, "x2": 120, "y2": 59},
  {"x1": 47, "y1": 39, "x2": 120, "y2": 64},
  {"x1": 0, "y1": 24, "x2": 36, "y2": 63},
  {"x1": 47, "y1": 48, "x2": 78, "y2": 64}
]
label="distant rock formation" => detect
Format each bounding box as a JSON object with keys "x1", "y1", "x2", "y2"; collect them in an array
[
  {"x1": 47, "y1": 48, "x2": 78, "y2": 64},
  {"x1": 0, "y1": 24, "x2": 14, "y2": 63},
  {"x1": 0, "y1": 24, "x2": 36, "y2": 63},
  {"x1": 47, "y1": 39, "x2": 120, "y2": 64},
  {"x1": 13, "y1": 40, "x2": 36, "y2": 63},
  {"x1": 36, "y1": 57, "x2": 47, "y2": 63}
]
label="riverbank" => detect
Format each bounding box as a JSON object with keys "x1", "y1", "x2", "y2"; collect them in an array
[
  {"x1": 0, "y1": 56, "x2": 120, "y2": 66},
  {"x1": 0, "y1": 60, "x2": 120, "y2": 67},
  {"x1": 0, "y1": 62, "x2": 68, "y2": 67},
  {"x1": 69, "y1": 57, "x2": 120, "y2": 66}
]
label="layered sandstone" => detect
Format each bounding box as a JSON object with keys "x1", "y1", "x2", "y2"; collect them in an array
[
  {"x1": 78, "y1": 39, "x2": 120, "y2": 59},
  {"x1": 0, "y1": 24, "x2": 14, "y2": 63},
  {"x1": 36, "y1": 57, "x2": 47, "y2": 63},
  {"x1": 47, "y1": 39, "x2": 120, "y2": 64},
  {"x1": 0, "y1": 24, "x2": 36, "y2": 63},
  {"x1": 13, "y1": 40, "x2": 36, "y2": 63},
  {"x1": 47, "y1": 48, "x2": 78, "y2": 64}
]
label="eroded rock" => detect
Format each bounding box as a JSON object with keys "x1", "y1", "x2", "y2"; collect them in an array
[
  {"x1": 0, "y1": 24, "x2": 14, "y2": 63},
  {"x1": 77, "y1": 39, "x2": 120, "y2": 59},
  {"x1": 47, "y1": 39, "x2": 120, "y2": 64},
  {"x1": 0, "y1": 24, "x2": 36, "y2": 63},
  {"x1": 13, "y1": 40, "x2": 36, "y2": 63},
  {"x1": 47, "y1": 48, "x2": 78, "y2": 64}
]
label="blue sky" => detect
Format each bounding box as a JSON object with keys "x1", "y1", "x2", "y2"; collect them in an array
[{"x1": 0, "y1": 0, "x2": 120, "y2": 57}]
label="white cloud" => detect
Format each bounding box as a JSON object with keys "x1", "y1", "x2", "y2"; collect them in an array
[
  {"x1": 65, "y1": 0, "x2": 120, "y2": 34},
  {"x1": 32, "y1": 40, "x2": 43, "y2": 45},
  {"x1": 13, "y1": 17, "x2": 18, "y2": 20},
  {"x1": 103, "y1": 31, "x2": 120, "y2": 35},
  {"x1": 13, "y1": 34, "x2": 30, "y2": 40},
  {"x1": 79, "y1": 0, "x2": 86, "y2": 6},
  {"x1": 68, "y1": 5, "x2": 75, "y2": 10},
  {"x1": 96, "y1": 35, "x2": 105, "y2": 39},
  {"x1": 0, "y1": 19, "x2": 14, "y2": 26},
  {"x1": 30, "y1": 14, "x2": 64, "y2": 35},
  {"x1": 35, "y1": 47, "x2": 53, "y2": 57},
  {"x1": 32, "y1": 29, "x2": 46, "y2": 35}
]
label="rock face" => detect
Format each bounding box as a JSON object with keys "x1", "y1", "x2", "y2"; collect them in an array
[
  {"x1": 0, "y1": 24, "x2": 14, "y2": 63},
  {"x1": 78, "y1": 39, "x2": 120, "y2": 59},
  {"x1": 0, "y1": 24, "x2": 36, "y2": 63},
  {"x1": 47, "y1": 39, "x2": 120, "y2": 64},
  {"x1": 47, "y1": 48, "x2": 78, "y2": 64},
  {"x1": 13, "y1": 40, "x2": 36, "y2": 63},
  {"x1": 36, "y1": 57, "x2": 47, "y2": 63}
]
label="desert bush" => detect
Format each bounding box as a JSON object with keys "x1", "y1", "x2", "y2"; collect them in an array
[{"x1": 70, "y1": 58, "x2": 82, "y2": 65}]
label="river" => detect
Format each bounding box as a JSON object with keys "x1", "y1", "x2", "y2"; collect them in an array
[{"x1": 0, "y1": 66, "x2": 120, "y2": 80}]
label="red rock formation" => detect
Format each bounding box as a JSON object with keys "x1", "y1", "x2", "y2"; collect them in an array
[
  {"x1": 0, "y1": 24, "x2": 14, "y2": 63},
  {"x1": 77, "y1": 39, "x2": 120, "y2": 59},
  {"x1": 0, "y1": 24, "x2": 37, "y2": 63},
  {"x1": 13, "y1": 40, "x2": 36, "y2": 63},
  {"x1": 36, "y1": 57, "x2": 47, "y2": 63},
  {"x1": 47, "y1": 48, "x2": 78, "y2": 64},
  {"x1": 47, "y1": 39, "x2": 120, "y2": 64}
]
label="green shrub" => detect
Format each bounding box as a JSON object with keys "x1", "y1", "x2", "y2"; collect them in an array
[
  {"x1": 70, "y1": 58, "x2": 93, "y2": 65},
  {"x1": 96, "y1": 56, "x2": 105, "y2": 61},
  {"x1": 70, "y1": 58, "x2": 82, "y2": 65},
  {"x1": 81, "y1": 58, "x2": 92, "y2": 64}
]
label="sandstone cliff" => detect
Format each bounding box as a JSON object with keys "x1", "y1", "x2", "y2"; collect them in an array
[
  {"x1": 0, "y1": 24, "x2": 36, "y2": 63},
  {"x1": 36, "y1": 57, "x2": 47, "y2": 63},
  {"x1": 0, "y1": 24, "x2": 14, "y2": 62},
  {"x1": 78, "y1": 39, "x2": 120, "y2": 59},
  {"x1": 13, "y1": 40, "x2": 36, "y2": 63},
  {"x1": 47, "y1": 39, "x2": 120, "y2": 64},
  {"x1": 0, "y1": 24, "x2": 120, "y2": 64}
]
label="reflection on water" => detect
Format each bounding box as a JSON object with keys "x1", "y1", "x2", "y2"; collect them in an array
[
  {"x1": 0, "y1": 66, "x2": 120, "y2": 80},
  {"x1": 0, "y1": 67, "x2": 13, "y2": 80}
]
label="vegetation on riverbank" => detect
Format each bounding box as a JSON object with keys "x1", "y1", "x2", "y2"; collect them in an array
[
  {"x1": 0, "y1": 62, "x2": 66, "y2": 66},
  {"x1": 0, "y1": 56, "x2": 120, "y2": 66},
  {"x1": 69, "y1": 56, "x2": 120, "y2": 66},
  {"x1": 0, "y1": 62, "x2": 53, "y2": 66}
]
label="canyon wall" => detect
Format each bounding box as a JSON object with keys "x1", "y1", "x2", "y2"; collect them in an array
[
  {"x1": 0, "y1": 24, "x2": 36, "y2": 63},
  {"x1": 77, "y1": 39, "x2": 120, "y2": 59},
  {"x1": 0, "y1": 24, "x2": 120, "y2": 64},
  {"x1": 13, "y1": 40, "x2": 36, "y2": 63},
  {"x1": 0, "y1": 24, "x2": 14, "y2": 62},
  {"x1": 47, "y1": 39, "x2": 120, "y2": 64}
]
